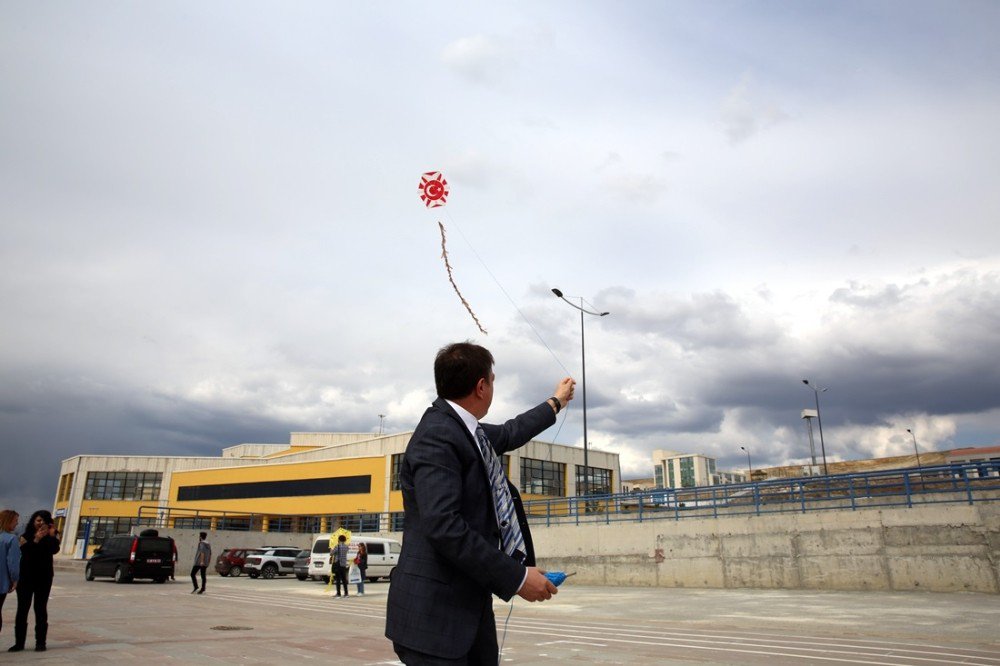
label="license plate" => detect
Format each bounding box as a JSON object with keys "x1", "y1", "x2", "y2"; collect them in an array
[{"x1": 147, "y1": 559, "x2": 161, "y2": 564}]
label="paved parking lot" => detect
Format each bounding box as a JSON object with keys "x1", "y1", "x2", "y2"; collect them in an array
[{"x1": 4, "y1": 565, "x2": 998, "y2": 664}]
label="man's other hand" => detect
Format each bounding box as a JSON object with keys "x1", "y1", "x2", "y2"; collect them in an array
[{"x1": 517, "y1": 567, "x2": 558, "y2": 602}]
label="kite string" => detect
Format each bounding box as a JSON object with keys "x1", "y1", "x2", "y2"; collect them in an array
[
  {"x1": 440, "y1": 215, "x2": 573, "y2": 442},
  {"x1": 438, "y1": 222, "x2": 488, "y2": 335},
  {"x1": 443, "y1": 209, "x2": 571, "y2": 377}
]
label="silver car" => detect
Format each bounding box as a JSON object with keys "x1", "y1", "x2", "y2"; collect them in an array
[{"x1": 293, "y1": 549, "x2": 310, "y2": 580}]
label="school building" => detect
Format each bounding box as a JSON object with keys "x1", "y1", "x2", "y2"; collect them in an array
[{"x1": 50, "y1": 430, "x2": 621, "y2": 556}]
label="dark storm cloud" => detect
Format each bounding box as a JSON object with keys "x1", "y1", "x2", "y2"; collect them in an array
[
  {"x1": 601, "y1": 286, "x2": 785, "y2": 351},
  {"x1": 595, "y1": 395, "x2": 724, "y2": 437},
  {"x1": 556, "y1": 268, "x2": 1000, "y2": 472},
  {"x1": 0, "y1": 378, "x2": 303, "y2": 512},
  {"x1": 829, "y1": 280, "x2": 914, "y2": 308}
]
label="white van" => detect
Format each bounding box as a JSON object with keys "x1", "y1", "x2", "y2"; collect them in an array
[{"x1": 308, "y1": 535, "x2": 401, "y2": 582}]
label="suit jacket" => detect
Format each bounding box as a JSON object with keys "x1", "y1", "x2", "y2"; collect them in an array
[{"x1": 385, "y1": 397, "x2": 556, "y2": 658}]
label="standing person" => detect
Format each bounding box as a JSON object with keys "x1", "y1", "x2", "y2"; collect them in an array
[
  {"x1": 190, "y1": 532, "x2": 211, "y2": 594},
  {"x1": 10, "y1": 509, "x2": 60, "y2": 653},
  {"x1": 331, "y1": 535, "x2": 350, "y2": 598},
  {"x1": 385, "y1": 341, "x2": 575, "y2": 664},
  {"x1": 0, "y1": 510, "x2": 20, "y2": 641},
  {"x1": 354, "y1": 542, "x2": 367, "y2": 597}
]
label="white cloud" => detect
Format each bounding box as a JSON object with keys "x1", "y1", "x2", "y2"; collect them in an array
[
  {"x1": 720, "y1": 72, "x2": 788, "y2": 144},
  {"x1": 442, "y1": 34, "x2": 514, "y2": 85}
]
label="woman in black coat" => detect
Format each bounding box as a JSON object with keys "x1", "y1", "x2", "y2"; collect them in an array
[
  {"x1": 354, "y1": 542, "x2": 368, "y2": 596},
  {"x1": 9, "y1": 510, "x2": 60, "y2": 653}
]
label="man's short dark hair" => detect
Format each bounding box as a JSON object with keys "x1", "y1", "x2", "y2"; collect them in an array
[
  {"x1": 338, "y1": 534, "x2": 347, "y2": 542},
  {"x1": 435, "y1": 342, "x2": 494, "y2": 400},
  {"x1": 199, "y1": 531, "x2": 207, "y2": 540}
]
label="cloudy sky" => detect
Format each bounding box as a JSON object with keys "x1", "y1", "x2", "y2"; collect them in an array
[{"x1": 3, "y1": 1, "x2": 999, "y2": 512}]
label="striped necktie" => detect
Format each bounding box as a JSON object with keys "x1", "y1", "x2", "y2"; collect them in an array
[{"x1": 475, "y1": 425, "x2": 525, "y2": 561}]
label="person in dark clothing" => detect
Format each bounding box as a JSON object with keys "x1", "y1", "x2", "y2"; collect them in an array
[
  {"x1": 190, "y1": 532, "x2": 211, "y2": 594},
  {"x1": 9, "y1": 510, "x2": 60, "y2": 653},
  {"x1": 385, "y1": 342, "x2": 573, "y2": 664},
  {"x1": 331, "y1": 534, "x2": 350, "y2": 598},
  {"x1": 354, "y1": 542, "x2": 368, "y2": 596}
]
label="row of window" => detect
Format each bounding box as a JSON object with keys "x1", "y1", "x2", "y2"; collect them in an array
[
  {"x1": 75, "y1": 513, "x2": 406, "y2": 546},
  {"x1": 392, "y1": 454, "x2": 611, "y2": 497},
  {"x1": 74, "y1": 516, "x2": 151, "y2": 542},
  {"x1": 84, "y1": 472, "x2": 163, "y2": 501}
]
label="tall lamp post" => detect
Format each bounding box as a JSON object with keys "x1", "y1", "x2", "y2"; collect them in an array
[
  {"x1": 740, "y1": 445, "x2": 753, "y2": 481},
  {"x1": 802, "y1": 379, "x2": 829, "y2": 476},
  {"x1": 906, "y1": 428, "x2": 922, "y2": 469},
  {"x1": 552, "y1": 287, "x2": 609, "y2": 498}
]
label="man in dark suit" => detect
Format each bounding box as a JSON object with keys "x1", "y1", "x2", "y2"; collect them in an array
[{"x1": 386, "y1": 342, "x2": 575, "y2": 664}]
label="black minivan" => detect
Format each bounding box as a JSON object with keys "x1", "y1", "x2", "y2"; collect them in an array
[{"x1": 85, "y1": 529, "x2": 176, "y2": 583}]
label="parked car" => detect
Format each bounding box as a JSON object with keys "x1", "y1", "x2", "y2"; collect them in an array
[
  {"x1": 215, "y1": 548, "x2": 259, "y2": 577},
  {"x1": 85, "y1": 529, "x2": 176, "y2": 584},
  {"x1": 244, "y1": 546, "x2": 301, "y2": 579},
  {"x1": 307, "y1": 535, "x2": 400, "y2": 582},
  {"x1": 293, "y1": 549, "x2": 311, "y2": 580}
]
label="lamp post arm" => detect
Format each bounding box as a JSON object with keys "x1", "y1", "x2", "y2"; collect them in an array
[{"x1": 552, "y1": 289, "x2": 609, "y2": 317}]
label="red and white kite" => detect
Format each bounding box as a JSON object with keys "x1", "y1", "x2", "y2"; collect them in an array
[
  {"x1": 419, "y1": 171, "x2": 450, "y2": 208},
  {"x1": 418, "y1": 170, "x2": 487, "y2": 334}
]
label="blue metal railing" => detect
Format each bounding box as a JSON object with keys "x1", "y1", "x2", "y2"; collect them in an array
[
  {"x1": 133, "y1": 506, "x2": 396, "y2": 534},
  {"x1": 523, "y1": 460, "x2": 1000, "y2": 527}
]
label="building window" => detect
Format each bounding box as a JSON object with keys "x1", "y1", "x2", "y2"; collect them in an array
[
  {"x1": 76, "y1": 517, "x2": 140, "y2": 546},
  {"x1": 654, "y1": 465, "x2": 664, "y2": 488},
  {"x1": 679, "y1": 457, "x2": 695, "y2": 488},
  {"x1": 391, "y1": 454, "x2": 403, "y2": 491},
  {"x1": 173, "y1": 517, "x2": 212, "y2": 530},
  {"x1": 297, "y1": 516, "x2": 322, "y2": 533},
  {"x1": 575, "y1": 465, "x2": 611, "y2": 496},
  {"x1": 327, "y1": 513, "x2": 381, "y2": 533},
  {"x1": 57, "y1": 473, "x2": 75, "y2": 502},
  {"x1": 268, "y1": 517, "x2": 294, "y2": 533},
  {"x1": 84, "y1": 472, "x2": 162, "y2": 501},
  {"x1": 520, "y1": 458, "x2": 565, "y2": 497},
  {"x1": 390, "y1": 512, "x2": 405, "y2": 532},
  {"x1": 177, "y1": 475, "x2": 371, "y2": 501},
  {"x1": 217, "y1": 517, "x2": 252, "y2": 531},
  {"x1": 668, "y1": 463, "x2": 676, "y2": 488}
]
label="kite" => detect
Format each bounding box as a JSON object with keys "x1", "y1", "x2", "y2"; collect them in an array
[
  {"x1": 419, "y1": 171, "x2": 450, "y2": 208},
  {"x1": 418, "y1": 170, "x2": 487, "y2": 334}
]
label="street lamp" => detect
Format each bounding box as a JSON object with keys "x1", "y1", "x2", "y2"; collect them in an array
[
  {"x1": 802, "y1": 379, "x2": 829, "y2": 476},
  {"x1": 740, "y1": 445, "x2": 753, "y2": 481},
  {"x1": 552, "y1": 287, "x2": 609, "y2": 498},
  {"x1": 906, "y1": 428, "x2": 922, "y2": 468}
]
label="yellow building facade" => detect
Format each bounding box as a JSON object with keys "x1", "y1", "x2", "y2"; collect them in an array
[{"x1": 52, "y1": 431, "x2": 621, "y2": 556}]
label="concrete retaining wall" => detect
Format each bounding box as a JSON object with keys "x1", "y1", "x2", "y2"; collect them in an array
[
  {"x1": 62, "y1": 503, "x2": 999, "y2": 593},
  {"x1": 532, "y1": 502, "x2": 1000, "y2": 593}
]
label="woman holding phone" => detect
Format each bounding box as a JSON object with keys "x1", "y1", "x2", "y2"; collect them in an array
[{"x1": 9, "y1": 510, "x2": 60, "y2": 653}]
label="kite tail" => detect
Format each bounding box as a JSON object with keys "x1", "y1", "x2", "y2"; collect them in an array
[{"x1": 438, "y1": 221, "x2": 488, "y2": 335}]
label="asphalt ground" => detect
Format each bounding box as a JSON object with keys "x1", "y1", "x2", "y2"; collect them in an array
[{"x1": 1, "y1": 564, "x2": 997, "y2": 665}]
